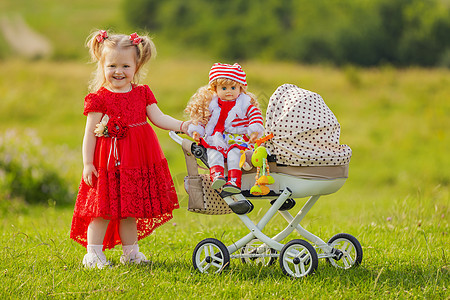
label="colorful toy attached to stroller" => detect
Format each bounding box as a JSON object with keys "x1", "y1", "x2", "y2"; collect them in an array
[{"x1": 170, "y1": 84, "x2": 362, "y2": 278}]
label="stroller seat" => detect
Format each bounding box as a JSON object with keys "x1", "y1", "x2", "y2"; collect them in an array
[{"x1": 241, "y1": 163, "x2": 349, "y2": 198}]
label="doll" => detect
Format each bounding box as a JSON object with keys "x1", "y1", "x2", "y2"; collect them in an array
[{"x1": 185, "y1": 63, "x2": 264, "y2": 193}]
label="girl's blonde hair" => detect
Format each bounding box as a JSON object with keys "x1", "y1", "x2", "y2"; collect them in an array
[
  {"x1": 185, "y1": 78, "x2": 259, "y2": 125},
  {"x1": 86, "y1": 30, "x2": 156, "y2": 92}
]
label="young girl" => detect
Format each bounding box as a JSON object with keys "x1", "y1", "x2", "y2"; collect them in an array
[
  {"x1": 185, "y1": 63, "x2": 264, "y2": 193},
  {"x1": 70, "y1": 30, "x2": 189, "y2": 268}
]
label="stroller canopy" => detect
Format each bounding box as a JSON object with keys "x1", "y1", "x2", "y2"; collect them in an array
[{"x1": 265, "y1": 84, "x2": 352, "y2": 167}]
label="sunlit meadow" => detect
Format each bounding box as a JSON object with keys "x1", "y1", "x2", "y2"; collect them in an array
[
  {"x1": 0, "y1": 0, "x2": 449, "y2": 298},
  {"x1": 0, "y1": 58, "x2": 448, "y2": 298}
]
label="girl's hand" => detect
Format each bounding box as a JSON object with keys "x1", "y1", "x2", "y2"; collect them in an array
[
  {"x1": 83, "y1": 163, "x2": 98, "y2": 187},
  {"x1": 249, "y1": 132, "x2": 259, "y2": 143},
  {"x1": 181, "y1": 120, "x2": 191, "y2": 134},
  {"x1": 193, "y1": 131, "x2": 201, "y2": 142}
]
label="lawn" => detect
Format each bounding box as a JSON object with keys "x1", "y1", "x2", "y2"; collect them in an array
[
  {"x1": 0, "y1": 0, "x2": 449, "y2": 298},
  {"x1": 0, "y1": 59, "x2": 449, "y2": 299}
]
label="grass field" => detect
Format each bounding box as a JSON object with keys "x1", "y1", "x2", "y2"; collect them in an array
[
  {"x1": 0, "y1": 58, "x2": 449, "y2": 299},
  {"x1": 1, "y1": 0, "x2": 449, "y2": 298}
]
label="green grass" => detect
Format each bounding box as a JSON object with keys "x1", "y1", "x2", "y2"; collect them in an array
[
  {"x1": 1, "y1": 1, "x2": 449, "y2": 298},
  {"x1": 0, "y1": 59, "x2": 449, "y2": 299}
]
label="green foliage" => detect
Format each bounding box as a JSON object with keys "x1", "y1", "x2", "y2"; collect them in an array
[
  {"x1": 124, "y1": 0, "x2": 450, "y2": 67},
  {"x1": 0, "y1": 130, "x2": 75, "y2": 205}
]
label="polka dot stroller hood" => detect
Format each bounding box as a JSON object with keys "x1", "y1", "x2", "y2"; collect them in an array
[{"x1": 265, "y1": 84, "x2": 352, "y2": 166}]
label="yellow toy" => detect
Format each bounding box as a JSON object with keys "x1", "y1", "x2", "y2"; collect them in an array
[{"x1": 250, "y1": 134, "x2": 275, "y2": 196}]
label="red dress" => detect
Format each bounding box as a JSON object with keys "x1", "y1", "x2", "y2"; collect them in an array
[{"x1": 70, "y1": 85, "x2": 179, "y2": 249}]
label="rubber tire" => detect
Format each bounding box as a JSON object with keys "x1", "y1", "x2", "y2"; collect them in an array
[
  {"x1": 192, "y1": 238, "x2": 230, "y2": 274},
  {"x1": 279, "y1": 239, "x2": 318, "y2": 278},
  {"x1": 327, "y1": 233, "x2": 363, "y2": 269}
]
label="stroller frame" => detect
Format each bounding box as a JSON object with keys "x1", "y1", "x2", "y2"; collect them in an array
[{"x1": 170, "y1": 131, "x2": 362, "y2": 277}]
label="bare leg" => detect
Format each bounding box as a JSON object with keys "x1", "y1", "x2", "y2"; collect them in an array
[
  {"x1": 87, "y1": 217, "x2": 110, "y2": 245},
  {"x1": 119, "y1": 218, "x2": 147, "y2": 264},
  {"x1": 84, "y1": 217, "x2": 110, "y2": 268},
  {"x1": 119, "y1": 217, "x2": 138, "y2": 245}
]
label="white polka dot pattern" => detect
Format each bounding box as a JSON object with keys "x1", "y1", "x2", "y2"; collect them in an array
[{"x1": 265, "y1": 84, "x2": 352, "y2": 166}]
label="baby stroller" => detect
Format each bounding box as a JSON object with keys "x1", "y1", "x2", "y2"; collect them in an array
[{"x1": 170, "y1": 84, "x2": 362, "y2": 278}]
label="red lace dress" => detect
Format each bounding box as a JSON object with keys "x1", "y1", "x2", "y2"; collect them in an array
[{"x1": 70, "y1": 85, "x2": 179, "y2": 249}]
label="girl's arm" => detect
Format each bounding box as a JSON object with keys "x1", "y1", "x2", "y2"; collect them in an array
[
  {"x1": 146, "y1": 103, "x2": 189, "y2": 132},
  {"x1": 82, "y1": 112, "x2": 102, "y2": 187}
]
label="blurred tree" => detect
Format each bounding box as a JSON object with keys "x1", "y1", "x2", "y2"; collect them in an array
[{"x1": 123, "y1": 0, "x2": 450, "y2": 67}]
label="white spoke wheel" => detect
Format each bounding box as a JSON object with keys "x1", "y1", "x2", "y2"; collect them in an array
[
  {"x1": 279, "y1": 239, "x2": 318, "y2": 278},
  {"x1": 240, "y1": 239, "x2": 277, "y2": 266},
  {"x1": 327, "y1": 233, "x2": 363, "y2": 269},
  {"x1": 192, "y1": 238, "x2": 230, "y2": 274}
]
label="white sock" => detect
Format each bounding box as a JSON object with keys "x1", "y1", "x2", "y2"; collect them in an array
[
  {"x1": 121, "y1": 244, "x2": 147, "y2": 264},
  {"x1": 122, "y1": 244, "x2": 139, "y2": 259},
  {"x1": 87, "y1": 244, "x2": 107, "y2": 262}
]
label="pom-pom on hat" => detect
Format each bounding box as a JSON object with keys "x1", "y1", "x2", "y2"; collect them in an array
[{"x1": 209, "y1": 63, "x2": 247, "y2": 86}]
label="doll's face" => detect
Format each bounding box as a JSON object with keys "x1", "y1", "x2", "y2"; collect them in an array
[{"x1": 216, "y1": 83, "x2": 241, "y2": 101}]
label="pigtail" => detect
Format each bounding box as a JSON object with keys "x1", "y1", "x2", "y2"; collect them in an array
[
  {"x1": 133, "y1": 34, "x2": 156, "y2": 84},
  {"x1": 137, "y1": 35, "x2": 156, "y2": 66},
  {"x1": 86, "y1": 30, "x2": 111, "y2": 92},
  {"x1": 86, "y1": 30, "x2": 107, "y2": 62}
]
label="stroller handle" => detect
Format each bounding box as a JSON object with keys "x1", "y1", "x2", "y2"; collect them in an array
[
  {"x1": 169, "y1": 131, "x2": 209, "y2": 167},
  {"x1": 169, "y1": 130, "x2": 183, "y2": 145}
]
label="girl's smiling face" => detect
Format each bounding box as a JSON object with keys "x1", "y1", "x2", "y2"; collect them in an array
[
  {"x1": 103, "y1": 47, "x2": 137, "y2": 92},
  {"x1": 216, "y1": 83, "x2": 241, "y2": 101}
]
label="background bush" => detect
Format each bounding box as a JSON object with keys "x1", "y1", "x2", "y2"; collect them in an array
[
  {"x1": 124, "y1": 0, "x2": 450, "y2": 67},
  {"x1": 0, "y1": 130, "x2": 75, "y2": 205}
]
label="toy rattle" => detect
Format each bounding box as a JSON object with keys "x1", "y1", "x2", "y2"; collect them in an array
[{"x1": 249, "y1": 134, "x2": 274, "y2": 196}]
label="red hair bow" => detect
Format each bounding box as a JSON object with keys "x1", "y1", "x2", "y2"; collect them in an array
[
  {"x1": 129, "y1": 32, "x2": 142, "y2": 45},
  {"x1": 96, "y1": 30, "x2": 108, "y2": 43}
]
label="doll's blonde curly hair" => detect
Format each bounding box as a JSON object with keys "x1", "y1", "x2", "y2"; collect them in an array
[{"x1": 185, "y1": 78, "x2": 259, "y2": 125}]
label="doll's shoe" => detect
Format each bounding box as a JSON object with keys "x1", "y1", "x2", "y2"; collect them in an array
[
  {"x1": 211, "y1": 175, "x2": 226, "y2": 190},
  {"x1": 120, "y1": 252, "x2": 149, "y2": 265},
  {"x1": 223, "y1": 169, "x2": 242, "y2": 193},
  {"x1": 222, "y1": 180, "x2": 241, "y2": 194},
  {"x1": 210, "y1": 165, "x2": 226, "y2": 190},
  {"x1": 82, "y1": 253, "x2": 112, "y2": 269}
]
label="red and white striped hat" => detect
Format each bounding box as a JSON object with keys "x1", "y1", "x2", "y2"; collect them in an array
[{"x1": 209, "y1": 63, "x2": 247, "y2": 86}]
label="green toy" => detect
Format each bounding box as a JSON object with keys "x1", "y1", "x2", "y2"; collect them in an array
[{"x1": 250, "y1": 145, "x2": 275, "y2": 196}]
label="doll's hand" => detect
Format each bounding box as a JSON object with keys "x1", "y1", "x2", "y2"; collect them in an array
[
  {"x1": 82, "y1": 163, "x2": 98, "y2": 187},
  {"x1": 192, "y1": 131, "x2": 201, "y2": 142},
  {"x1": 249, "y1": 132, "x2": 259, "y2": 143}
]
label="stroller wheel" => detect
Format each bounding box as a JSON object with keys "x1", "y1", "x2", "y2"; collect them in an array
[
  {"x1": 279, "y1": 239, "x2": 318, "y2": 278},
  {"x1": 240, "y1": 239, "x2": 277, "y2": 266},
  {"x1": 192, "y1": 238, "x2": 230, "y2": 274},
  {"x1": 327, "y1": 233, "x2": 363, "y2": 269}
]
